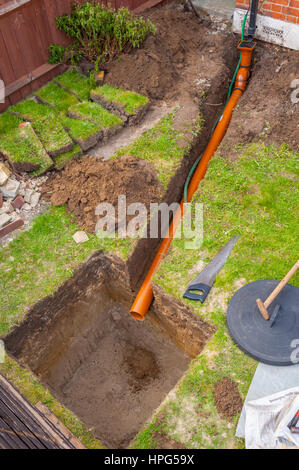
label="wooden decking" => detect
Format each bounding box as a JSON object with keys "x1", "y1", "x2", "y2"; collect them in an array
[{"x1": 0, "y1": 374, "x2": 84, "y2": 449}]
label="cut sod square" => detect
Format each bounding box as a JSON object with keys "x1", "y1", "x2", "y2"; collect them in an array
[
  {"x1": 32, "y1": 118, "x2": 74, "y2": 158},
  {"x1": 10, "y1": 100, "x2": 74, "y2": 157},
  {"x1": 68, "y1": 102, "x2": 123, "y2": 142},
  {"x1": 34, "y1": 82, "x2": 79, "y2": 113},
  {"x1": 62, "y1": 116, "x2": 102, "y2": 151},
  {"x1": 91, "y1": 84, "x2": 149, "y2": 124},
  {"x1": 53, "y1": 144, "x2": 82, "y2": 170},
  {"x1": 54, "y1": 69, "x2": 92, "y2": 102},
  {"x1": 0, "y1": 123, "x2": 53, "y2": 174},
  {"x1": 10, "y1": 99, "x2": 55, "y2": 122}
]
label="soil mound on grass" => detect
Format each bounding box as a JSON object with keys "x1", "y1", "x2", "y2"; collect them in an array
[
  {"x1": 213, "y1": 377, "x2": 243, "y2": 421},
  {"x1": 42, "y1": 155, "x2": 163, "y2": 233}
]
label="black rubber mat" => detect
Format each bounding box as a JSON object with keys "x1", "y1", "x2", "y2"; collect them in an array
[{"x1": 227, "y1": 280, "x2": 299, "y2": 366}]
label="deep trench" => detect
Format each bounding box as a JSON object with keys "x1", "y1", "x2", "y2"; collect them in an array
[
  {"x1": 127, "y1": 42, "x2": 238, "y2": 290},
  {"x1": 4, "y1": 46, "x2": 239, "y2": 448}
]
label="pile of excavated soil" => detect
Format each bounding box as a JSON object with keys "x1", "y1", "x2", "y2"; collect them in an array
[
  {"x1": 105, "y1": 4, "x2": 298, "y2": 150},
  {"x1": 41, "y1": 155, "x2": 163, "y2": 233},
  {"x1": 213, "y1": 377, "x2": 243, "y2": 421},
  {"x1": 222, "y1": 42, "x2": 299, "y2": 150},
  {"x1": 105, "y1": 6, "x2": 237, "y2": 103}
]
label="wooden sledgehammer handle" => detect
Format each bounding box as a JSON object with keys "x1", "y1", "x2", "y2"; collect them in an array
[{"x1": 256, "y1": 260, "x2": 299, "y2": 321}]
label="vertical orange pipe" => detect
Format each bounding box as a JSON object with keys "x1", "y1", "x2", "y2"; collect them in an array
[{"x1": 130, "y1": 41, "x2": 256, "y2": 321}]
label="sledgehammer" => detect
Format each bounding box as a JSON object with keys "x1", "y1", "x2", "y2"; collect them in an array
[{"x1": 256, "y1": 260, "x2": 299, "y2": 321}]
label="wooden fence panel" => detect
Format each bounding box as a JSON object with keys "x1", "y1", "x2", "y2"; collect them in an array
[{"x1": 0, "y1": 0, "x2": 154, "y2": 113}]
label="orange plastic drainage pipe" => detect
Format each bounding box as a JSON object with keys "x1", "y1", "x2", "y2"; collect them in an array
[{"x1": 130, "y1": 40, "x2": 256, "y2": 321}]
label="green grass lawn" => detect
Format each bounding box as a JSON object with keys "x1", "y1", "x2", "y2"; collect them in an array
[
  {"x1": 91, "y1": 84, "x2": 149, "y2": 115},
  {"x1": 114, "y1": 111, "x2": 190, "y2": 189},
  {"x1": 132, "y1": 142, "x2": 299, "y2": 449}
]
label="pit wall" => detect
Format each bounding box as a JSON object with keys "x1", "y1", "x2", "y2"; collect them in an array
[{"x1": 234, "y1": 1, "x2": 299, "y2": 49}]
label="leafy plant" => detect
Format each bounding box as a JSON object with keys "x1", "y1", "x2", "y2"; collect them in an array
[
  {"x1": 49, "y1": 2, "x2": 156, "y2": 65},
  {"x1": 48, "y1": 44, "x2": 65, "y2": 64}
]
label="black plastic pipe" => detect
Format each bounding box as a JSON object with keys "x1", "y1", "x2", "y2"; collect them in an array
[{"x1": 247, "y1": 0, "x2": 259, "y2": 41}]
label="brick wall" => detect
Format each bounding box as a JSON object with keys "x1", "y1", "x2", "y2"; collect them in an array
[{"x1": 235, "y1": 1, "x2": 299, "y2": 24}]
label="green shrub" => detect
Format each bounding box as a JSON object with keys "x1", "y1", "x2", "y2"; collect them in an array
[
  {"x1": 48, "y1": 44, "x2": 65, "y2": 64},
  {"x1": 49, "y1": 2, "x2": 155, "y2": 65}
]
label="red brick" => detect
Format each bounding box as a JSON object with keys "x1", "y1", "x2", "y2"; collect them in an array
[
  {"x1": 271, "y1": 11, "x2": 286, "y2": 19},
  {"x1": 271, "y1": 0, "x2": 290, "y2": 5},
  {"x1": 282, "y1": 5, "x2": 299, "y2": 15},
  {"x1": 271, "y1": 3, "x2": 282, "y2": 11},
  {"x1": 289, "y1": 0, "x2": 299, "y2": 8},
  {"x1": 0, "y1": 219, "x2": 24, "y2": 239},
  {"x1": 286, "y1": 14, "x2": 297, "y2": 22},
  {"x1": 262, "y1": 3, "x2": 273, "y2": 11},
  {"x1": 12, "y1": 195, "x2": 24, "y2": 210},
  {"x1": 236, "y1": 0, "x2": 249, "y2": 7}
]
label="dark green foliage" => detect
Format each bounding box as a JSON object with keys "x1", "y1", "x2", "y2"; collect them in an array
[
  {"x1": 48, "y1": 44, "x2": 65, "y2": 64},
  {"x1": 49, "y1": 2, "x2": 156, "y2": 65}
]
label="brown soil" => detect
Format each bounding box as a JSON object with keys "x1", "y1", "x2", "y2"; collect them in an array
[
  {"x1": 104, "y1": 5, "x2": 238, "y2": 148},
  {"x1": 105, "y1": 6, "x2": 236, "y2": 103},
  {"x1": 42, "y1": 154, "x2": 163, "y2": 233},
  {"x1": 222, "y1": 42, "x2": 299, "y2": 151},
  {"x1": 154, "y1": 431, "x2": 186, "y2": 449},
  {"x1": 106, "y1": 4, "x2": 298, "y2": 151},
  {"x1": 123, "y1": 344, "x2": 160, "y2": 392},
  {"x1": 213, "y1": 377, "x2": 243, "y2": 421}
]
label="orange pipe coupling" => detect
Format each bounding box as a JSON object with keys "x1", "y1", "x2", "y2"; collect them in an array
[{"x1": 130, "y1": 41, "x2": 256, "y2": 321}]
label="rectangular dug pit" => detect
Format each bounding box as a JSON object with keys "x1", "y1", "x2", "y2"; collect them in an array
[{"x1": 4, "y1": 252, "x2": 214, "y2": 448}]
